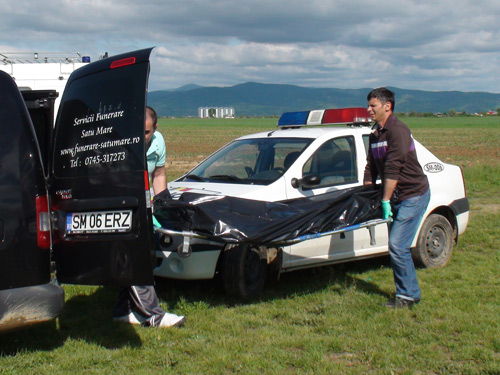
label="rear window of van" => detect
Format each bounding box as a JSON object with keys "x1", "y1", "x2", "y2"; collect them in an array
[{"x1": 52, "y1": 64, "x2": 147, "y2": 178}]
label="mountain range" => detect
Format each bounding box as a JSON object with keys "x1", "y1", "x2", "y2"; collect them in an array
[{"x1": 147, "y1": 82, "x2": 500, "y2": 117}]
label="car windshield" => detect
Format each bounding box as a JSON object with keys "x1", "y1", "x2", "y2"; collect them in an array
[{"x1": 178, "y1": 137, "x2": 312, "y2": 185}]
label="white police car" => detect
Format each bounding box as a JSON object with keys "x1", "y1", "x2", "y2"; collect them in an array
[{"x1": 154, "y1": 108, "x2": 469, "y2": 297}]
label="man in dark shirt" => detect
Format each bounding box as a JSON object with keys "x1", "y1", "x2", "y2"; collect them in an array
[{"x1": 364, "y1": 88, "x2": 430, "y2": 308}]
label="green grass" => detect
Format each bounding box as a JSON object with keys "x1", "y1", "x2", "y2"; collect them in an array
[{"x1": 1, "y1": 117, "x2": 499, "y2": 374}]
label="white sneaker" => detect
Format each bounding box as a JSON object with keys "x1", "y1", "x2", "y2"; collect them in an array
[
  {"x1": 113, "y1": 312, "x2": 143, "y2": 325},
  {"x1": 158, "y1": 313, "x2": 186, "y2": 328}
]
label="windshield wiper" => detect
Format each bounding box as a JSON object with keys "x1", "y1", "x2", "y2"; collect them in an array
[
  {"x1": 182, "y1": 174, "x2": 205, "y2": 182},
  {"x1": 208, "y1": 174, "x2": 243, "y2": 182}
]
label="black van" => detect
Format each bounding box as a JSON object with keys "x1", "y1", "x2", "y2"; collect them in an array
[{"x1": 0, "y1": 48, "x2": 155, "y2": 333}]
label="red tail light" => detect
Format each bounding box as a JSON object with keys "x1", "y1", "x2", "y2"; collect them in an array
[
  {"x1": 145, "y1": 170, "x2": 152, "y2": 208},
  {"x1": 36, "y1": 195, "x2": 51, "y2": 249},
  {"x1": 144, "y1": 170, "x2": 150, "y2": 191}
]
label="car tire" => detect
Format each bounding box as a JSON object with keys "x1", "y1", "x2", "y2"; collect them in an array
[
  {"x1": 412, "y1": 214, "x2": 453, "y2": 268},
  {"x1": 221, "y1": 244, "x2": 267, "y2": 298}
]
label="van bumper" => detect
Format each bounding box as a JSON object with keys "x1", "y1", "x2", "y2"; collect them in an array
[{"x1": 0, "y1": 283, "x2": 65, "y2": 333}]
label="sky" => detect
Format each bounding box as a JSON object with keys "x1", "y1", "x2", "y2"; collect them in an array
[{"x1": 1, "y1": 0, "x2": 500, "y2": 93}]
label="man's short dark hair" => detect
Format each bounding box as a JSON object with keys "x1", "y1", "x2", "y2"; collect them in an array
[
  {"x1": 367, "y1": 87, "x2": 395, "y2": 112},
  {"x1": 146, "y1": 106, "x2": 158, "y2": 127}
]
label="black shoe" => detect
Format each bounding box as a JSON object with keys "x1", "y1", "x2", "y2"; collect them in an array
[{"x1": 385, "y1": 296, "x2": 419, "y2": 309}]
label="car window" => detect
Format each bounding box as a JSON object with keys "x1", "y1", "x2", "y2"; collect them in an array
[
  {"x1": 202, "y1": 141, "x2": 259, "y2": 179},
  {"x1": 302, "y1": 136, "x2": 357, "y2": 187},
  {"x1": 185, "y1": 138, "x2": 312, "y2": 185}
]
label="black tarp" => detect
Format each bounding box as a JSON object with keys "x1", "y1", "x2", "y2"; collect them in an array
[{"x1": 153, "y1": 185, "x2": 383, "y2": 246}]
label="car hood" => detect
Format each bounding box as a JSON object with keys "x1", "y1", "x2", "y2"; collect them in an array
[{"x1": 168, "y1": 179, "x2": 286, "y2": 201}]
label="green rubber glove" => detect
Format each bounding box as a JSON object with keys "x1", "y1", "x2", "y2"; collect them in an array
[
  {"x1": 381, "y1": 200, "x2": 393, "y2": 220},
  {"x1": 152, "y1": 214, "x2": 162, "y2": 228}
]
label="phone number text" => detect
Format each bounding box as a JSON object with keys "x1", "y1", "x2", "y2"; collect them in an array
[{"x1": 84, "y1": 152, "x2": 126, "y2": 166}]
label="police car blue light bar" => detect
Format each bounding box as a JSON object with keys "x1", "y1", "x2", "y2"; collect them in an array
[
  {"x1": 278, "y1": 107, "x2": 372, "y2": 127},
  {"x1": 277, "y1": 111, "x2": 310, "y2": 126}
]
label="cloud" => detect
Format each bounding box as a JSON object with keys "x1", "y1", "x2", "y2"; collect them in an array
[
  {"x1": 151, "y1": 42, "x2": 379, "y2": 88},
  {"x1": 1, "y1": 0, "x2": 500, "y2": 92}
]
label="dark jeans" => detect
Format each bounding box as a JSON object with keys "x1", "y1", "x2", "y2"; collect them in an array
[{"x1": 389, "y1": 189, "x2": 430, "y2": 301}]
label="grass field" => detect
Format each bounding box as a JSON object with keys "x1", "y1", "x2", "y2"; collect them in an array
[{"x1": 1, "y1": 116, "x2": 499, "y2": 374}]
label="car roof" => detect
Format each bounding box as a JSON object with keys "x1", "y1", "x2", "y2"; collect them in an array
[{"x1": 236, "y1": 125, "x2": 373, "y2": 141}]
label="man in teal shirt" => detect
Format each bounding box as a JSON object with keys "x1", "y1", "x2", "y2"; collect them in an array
[
  {"x1": 146, "y1": 107, "x2": 167, "y2": 194},
  {"x1": 113, "y1": 106, "x2": 185, "y2": 327}
]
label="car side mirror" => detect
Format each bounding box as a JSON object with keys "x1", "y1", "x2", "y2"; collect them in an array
[{"x1": 291, "y1": 174, "x2": 321, "y2": 189}]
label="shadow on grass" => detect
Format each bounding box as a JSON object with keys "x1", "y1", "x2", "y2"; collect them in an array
[
  {"x1": 0, "y1": 286, "x2": 143, "y2": 356},
  {"x1": 0, "y1": 256, "x2": 392, "y2": 355},
  {"x1": 270, "y1": 256, "x2": 392, "y2": 300},
  {"x1": 154, "y1": 255, "x2": 393, "y2": 307}
]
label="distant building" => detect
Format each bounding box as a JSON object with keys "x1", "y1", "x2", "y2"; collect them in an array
[{"x1": 199, "y1": 107, "x2": 235, "y2": 118}]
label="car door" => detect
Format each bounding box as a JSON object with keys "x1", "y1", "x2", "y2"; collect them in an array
[
  {"x1": 0, "y1": 71, "x2": 50, "y2": 291},
  {"x1": 49, "y1": 48, "x2": 155, "y2": 286},
  {"x1": 283, "y1": 135, "x2": 387, "y2": 268}
]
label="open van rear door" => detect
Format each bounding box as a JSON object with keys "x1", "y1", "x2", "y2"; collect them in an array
[
  {"x1": 49, "y1": 48, "x2": 155, "y2": 286},
  {"x1": 0, "y1": 72, "x2": 52, "y2": 290}
]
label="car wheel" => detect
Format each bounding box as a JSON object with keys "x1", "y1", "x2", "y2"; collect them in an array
[
  {"x1": 222, "y1": 244, "x2": 267, "y2": 298},
  {"x1": 412, "y1": 214, "x2": 453, "y2": 268}
]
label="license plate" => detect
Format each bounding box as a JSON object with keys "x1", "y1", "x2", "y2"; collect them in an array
[{"x1": 66, "y1": 210, "x2": 132, "y2": 234}]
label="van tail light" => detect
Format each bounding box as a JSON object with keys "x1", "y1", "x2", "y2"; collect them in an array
[
  {"x1": 144, "y1": 170, "x2": 150, "y2": 191},
  {"x1": 145, "y1": 170, "x2": 152, "y2": 208},
  {"x1": 36, "y1": 195, "x2": 51, "y2": 249}
]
